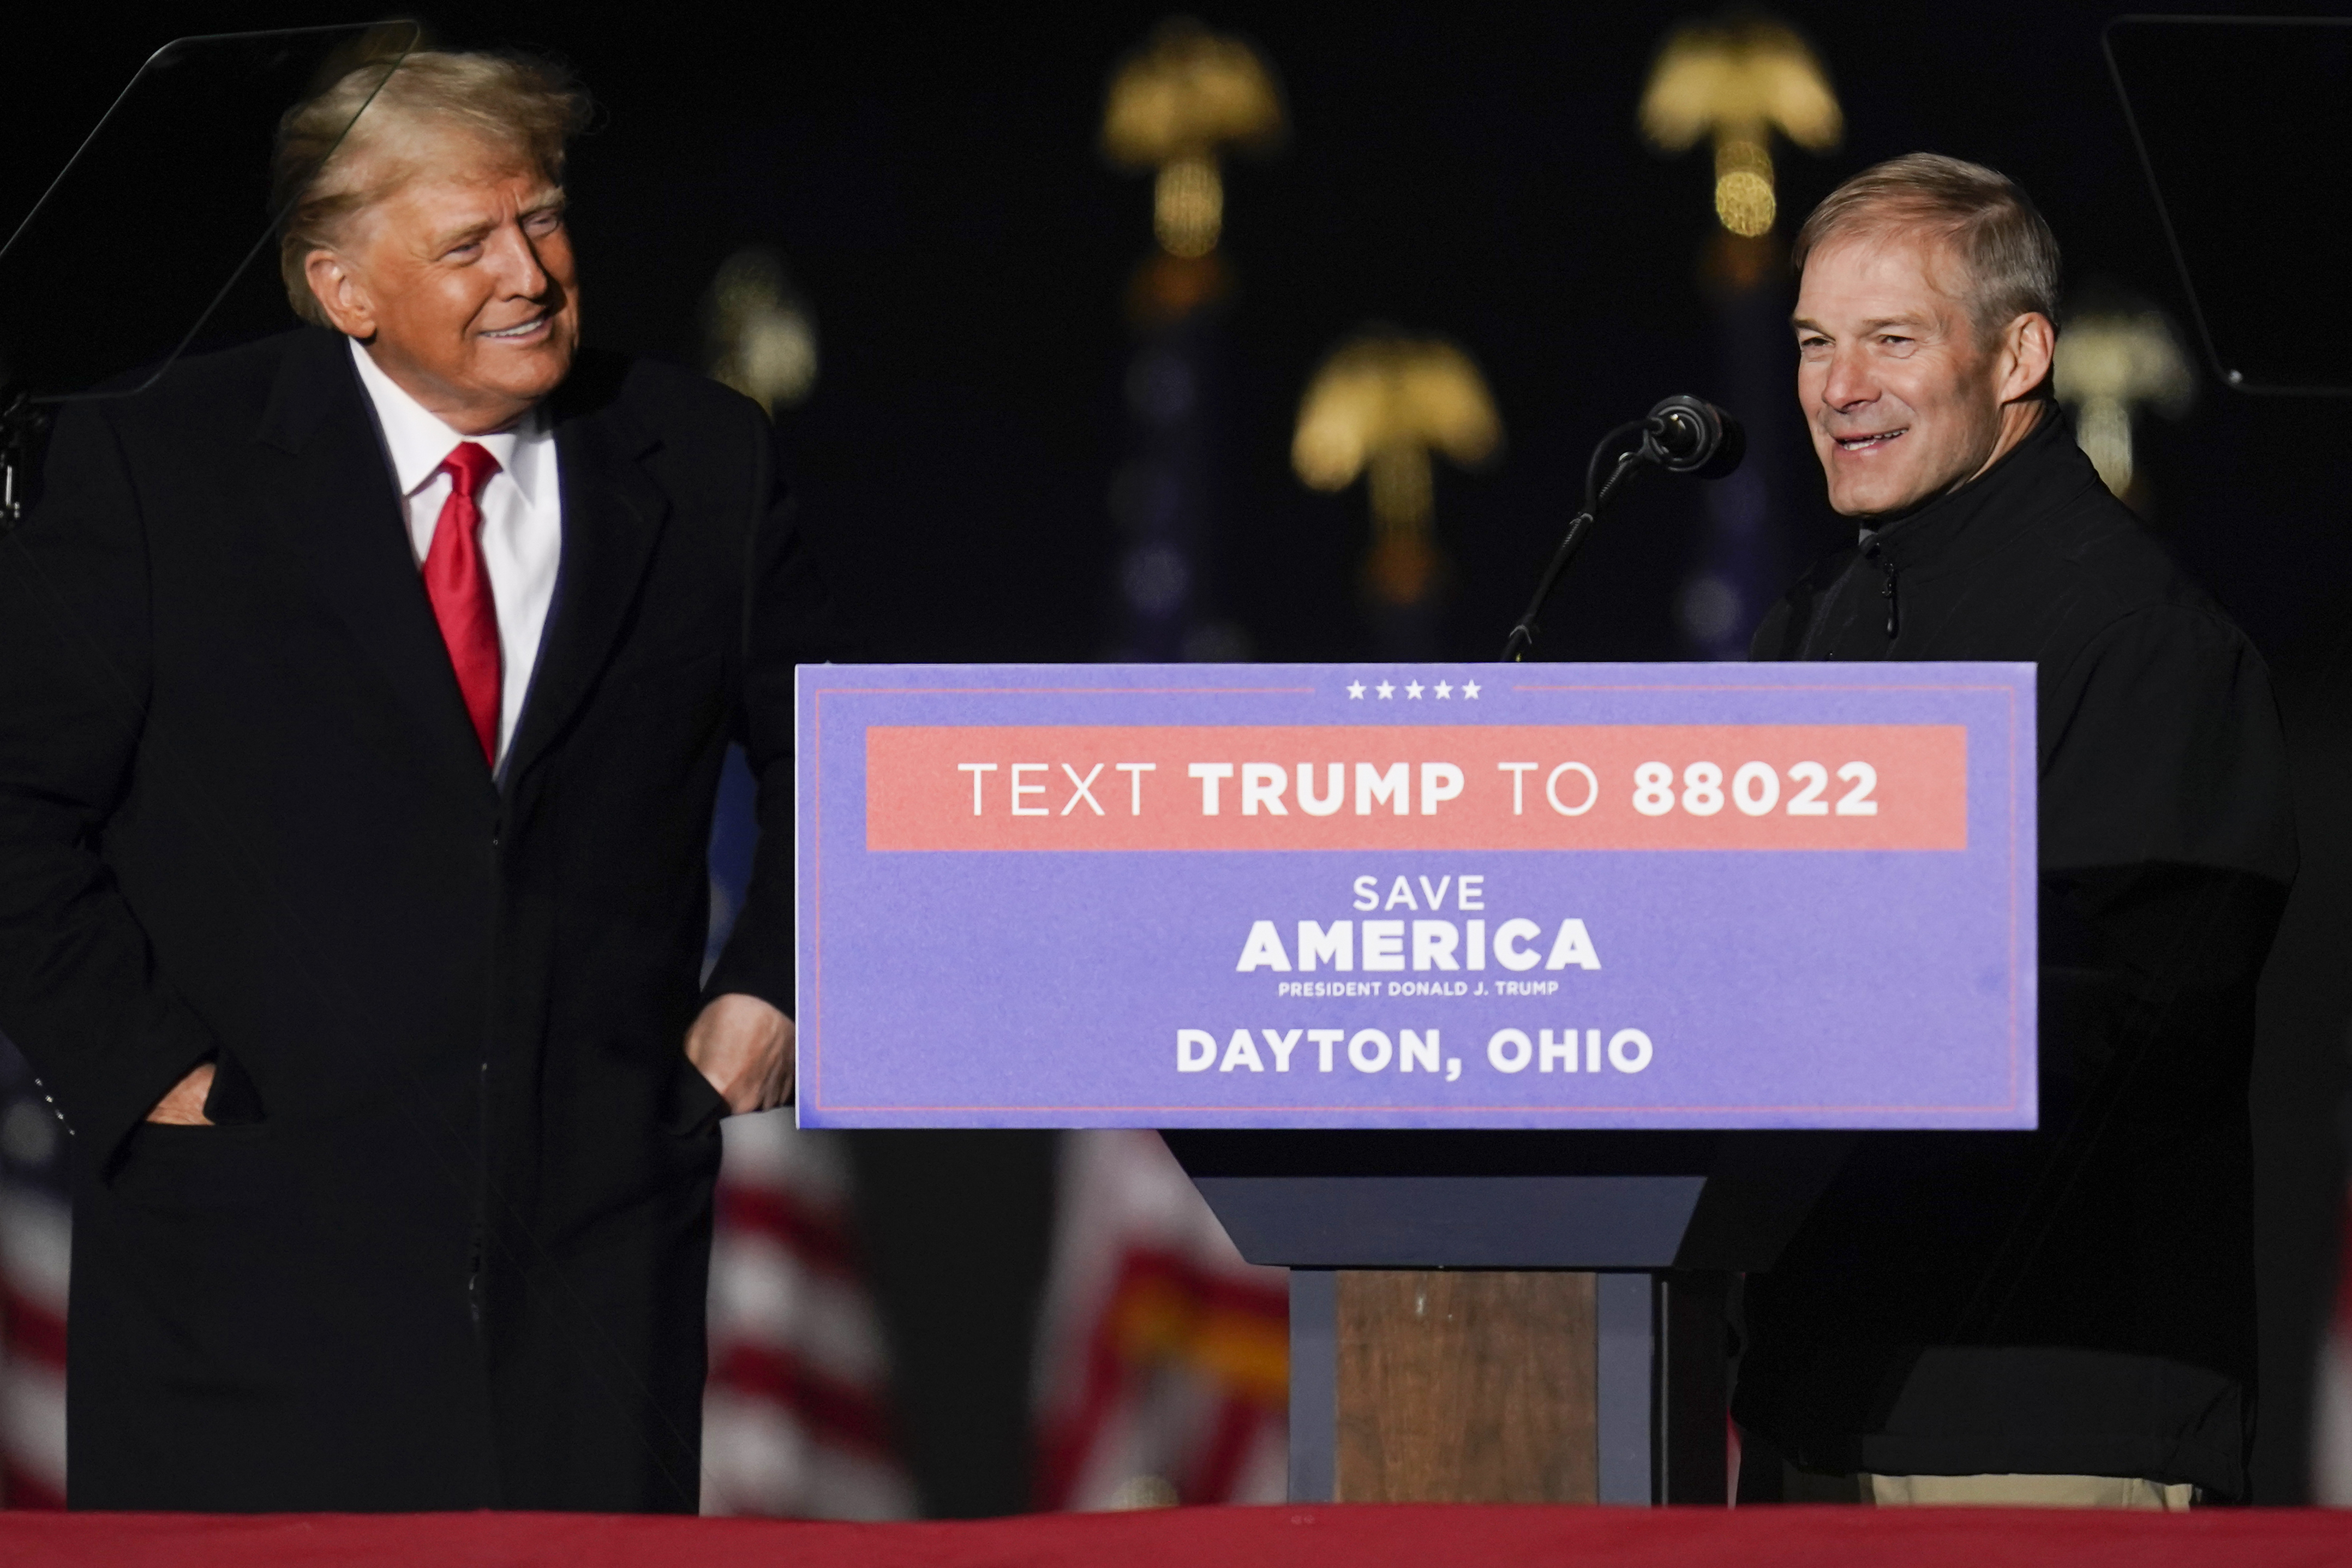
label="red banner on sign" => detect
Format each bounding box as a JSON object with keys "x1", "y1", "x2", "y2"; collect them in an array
[{"x1": 865, "y1": 725, "x2": 1966, "y2": 852}]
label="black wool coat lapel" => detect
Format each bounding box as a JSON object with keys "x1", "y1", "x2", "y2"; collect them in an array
[
  {"x1": 253, "y1": 330, "x2": 497, "y2": 803},
  {"x1": 505, "y1": 366, "x2": 669, "y2": 790}
]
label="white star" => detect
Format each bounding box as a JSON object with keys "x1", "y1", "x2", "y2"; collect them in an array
[
  {"x1": 1376, "y1": 681, "x2": 1396, "y2": 699},
  {"x1": 1405, "y1": 681, "x2": 1425, "y2": 699},
  {"x1": 1434, "y1": 680, "x2": 1453, "y2": 698},
  {"x1": 1347, "y1": 681, "x2": 1366, "y2": 699},
  {"x1": 1462, "y1": 680, "x2": 1481, "y2": 699}
]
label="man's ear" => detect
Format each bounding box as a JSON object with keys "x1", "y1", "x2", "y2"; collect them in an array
[
  {"x1": 1997, "y1": 312, "x2": 2056, "y2": 404},
  {"x1": 303, "y1": 249, "x2": 376, "y2": 340}
]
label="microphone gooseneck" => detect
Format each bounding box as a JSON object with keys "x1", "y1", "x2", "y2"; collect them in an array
[{"x1": 1499, "y1": 396, "x2": 1746, "y2": 662}]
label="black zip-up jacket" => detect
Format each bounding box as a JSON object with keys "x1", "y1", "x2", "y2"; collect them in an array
[{"x1": 1733, "y1": 406, "x2": 2297, "y2": 1497}]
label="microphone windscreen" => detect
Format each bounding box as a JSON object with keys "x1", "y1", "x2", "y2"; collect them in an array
[
  {"x1": 1643, "y1": 394, "x2": 1744, "y2": 477},
  {"x1": 1694, "y1": 406, "x2": 1744, "y2": 479}
]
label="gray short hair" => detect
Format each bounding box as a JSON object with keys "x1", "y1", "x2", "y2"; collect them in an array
[
  {"x1": 1793, "y1": 153, "x2": 2061, "y2": 342},
  {"x1": 273, "y1": 50, "x2": 590, "y2": 326}
]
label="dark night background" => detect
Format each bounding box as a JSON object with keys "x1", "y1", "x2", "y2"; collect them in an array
[{"x1": 4, "y1": 0, "x2": 2348, "y2": 1511}]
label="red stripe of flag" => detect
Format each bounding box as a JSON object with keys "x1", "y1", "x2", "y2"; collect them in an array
[
  {"x1": 709, "y1": 1341, "x2": 896, "y2": 1458},
  {"x1": 717, "y1": 1184, "x2": 860, "y2": 1277},
  {"x1": 2, "y1": 1458, "x2": 65, "y2": 1511},
  {"x1": 1183, "y1": 1394, "x2": 1273, "y2": 1506},
  {"x1": 2, "y1": 1288, "x2": 67, "y2": 1370}
]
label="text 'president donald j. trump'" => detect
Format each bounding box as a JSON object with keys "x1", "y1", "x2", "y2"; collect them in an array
[{"x1": 0, "y1": 48, "x2": 845, "y2": 1510}]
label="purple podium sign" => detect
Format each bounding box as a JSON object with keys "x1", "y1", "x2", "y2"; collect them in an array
[{"x1": 795, "y1": 662, "x2": 2035, "y2": 1130}]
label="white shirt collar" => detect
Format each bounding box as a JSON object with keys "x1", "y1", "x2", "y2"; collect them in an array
[{"x1": 347, "y1": 337, "x2": 550, "y2": 505}]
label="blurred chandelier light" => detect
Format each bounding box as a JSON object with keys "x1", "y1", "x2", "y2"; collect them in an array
[
  {"x1": 703, "y1": 247, "x2": 818, "y2": 415},
  {"x1": 2054, "y1": 304, "x2": 2193, "y2": 495},
  {"x1": 1640, "y1": 16, "x2": 1840, "y2": 238},
  {"x1": 1294, "y1": 330, "x2": 1501, "y2": 606},
  {"x1": 1103, "y1": 17, "x2": 1285, "y2": 259}
]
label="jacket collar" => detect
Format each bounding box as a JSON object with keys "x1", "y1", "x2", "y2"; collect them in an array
[
  {"x1": 255, "y1": 323, "x2": 360, "y2": 456},
  {"x1": 1860, "y1": 403, "x2": 2105, "y2": 574}
]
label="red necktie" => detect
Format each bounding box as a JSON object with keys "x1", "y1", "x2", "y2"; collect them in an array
[{"x1": 422, "y1": 442, "x2": 503, "y2": 766}]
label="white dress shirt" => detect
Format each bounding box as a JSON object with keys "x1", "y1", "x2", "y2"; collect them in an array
[{"x1": 349, "y1": 339, "x2": 562, "y2": 766}]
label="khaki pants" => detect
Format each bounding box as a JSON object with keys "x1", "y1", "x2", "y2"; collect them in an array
[{"x1": 1868, "y1": 1473, "x2": 2195, "y2": 1510}]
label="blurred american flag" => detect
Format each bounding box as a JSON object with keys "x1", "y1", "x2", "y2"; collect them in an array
[
  {"x1": 700, "y1": 750, "x2": 915, "y2": 1517},
  {"x1": 2312, "y1": 1195, "x2": 2352, "y2": 1504},
  {"x1": 1032, "y1": 1129, "x2": 1288, "y2": 1510},
  {"x1": 0, "y1": 1034, "x2": 69, "y2": 1509},
  {"x1": 701, "y1": 1112, "x2": 914, "y2": 1516}
]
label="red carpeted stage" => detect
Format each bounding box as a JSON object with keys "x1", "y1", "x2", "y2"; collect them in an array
[{"x1": 3, "y1": 1504, "x2": 2350, "y2": 1567}]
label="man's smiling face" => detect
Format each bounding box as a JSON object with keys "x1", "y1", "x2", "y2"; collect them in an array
[
  {"x1": 306, "y1": 125, "x2": 579, "y2": 435},
  {"x1": 1793, "y1": 231, "x2": 2008, "y2": 519}
]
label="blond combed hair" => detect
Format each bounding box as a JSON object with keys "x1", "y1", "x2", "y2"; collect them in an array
[
  {"x1": 273, "y1": 50, "x2": 591, "y2": 326},
  {"x1": 1793, "y1": 153, "x2": 2061, "y2": 342}
]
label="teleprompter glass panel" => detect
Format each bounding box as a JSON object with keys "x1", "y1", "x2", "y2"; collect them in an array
[
  {"x1": 2106, "y1": 17, "x2": 2352, "y2": 396},
  {"x1": 0, "y1": 22, "x2": 418, "y2": 405}
]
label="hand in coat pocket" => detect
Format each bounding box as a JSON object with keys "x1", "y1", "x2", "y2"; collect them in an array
[
  {"x1": 145, "y1": 1061, "x2": 216, "y2": 1126},
  {"x1": 684, "y1": 992, "x2": 795, "y2": 1115}
]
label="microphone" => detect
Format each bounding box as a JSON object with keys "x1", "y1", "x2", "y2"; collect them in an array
[
  {"x1": 1498, "y1": 394, "x2": 1747, "y2": 660},
  {"x1": 1641, "y1": 394, "x2": 1744, "y2": 478}
]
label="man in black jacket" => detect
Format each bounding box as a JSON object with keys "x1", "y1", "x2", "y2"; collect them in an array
[
  {"x1": 1734, "y1": 154, "x2": 2296, "y2": 1506},
  {"x1": 0, "y1": 51, "x2": 838, "y2": 1508}
]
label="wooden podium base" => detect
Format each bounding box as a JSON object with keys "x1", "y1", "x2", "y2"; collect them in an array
[
  {"x1": 1157, "y1": 1129, "x2": 1837, "y2": 1507},
  {"x1": 1290, "y1": 1268, "x2": 1728, "y2": 1506},
  {"x1": 1334, "y1": 1271, "x2": 1600, "y2": 1503}
]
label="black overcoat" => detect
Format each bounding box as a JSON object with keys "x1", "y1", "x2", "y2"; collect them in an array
[
  {"x1": 0, "y1": 325, "x2": 840, "y2": 1510},
  {"x1": 1733, "y1": 408, "x2": 2297, "y2": 1497}
]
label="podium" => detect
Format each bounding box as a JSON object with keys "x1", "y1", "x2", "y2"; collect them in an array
[
  {"x1": 794, "y1": 660, "x2": 2037, "y2": 1506},
  {"x1": 1164, "y1": 1129, "x2": 1847, "y2": 1503}
]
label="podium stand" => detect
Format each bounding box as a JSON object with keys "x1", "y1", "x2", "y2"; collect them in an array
[
  {"x1": 1163, "y1": 1129, "x2": 1848, "y2": 1505},
  {"x1": 794, "y1": 660, "x2": 2037, "y2": 1506}
]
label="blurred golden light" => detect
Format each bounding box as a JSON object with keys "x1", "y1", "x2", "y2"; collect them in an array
[
  {"x1": 1711, "y1": 139, "x2": 1775, "y2": 236},
  {"x1": 1642, "y1": 16, "x2": 1839, "y2": 236},
  {"x1": 1104, "y1": 17, "x2": 1285, "y2": 259},
  {"x1": 703, "y1": 248, "x2": 818, "y2": 414},
  {"x1": 2054, "y1": 307, "x2": 2194, "y2": 495},
  {"x1": 1294, "y1": 330, "x2": 1502, "y2": 607},
  {"x1": 1155, "y1": 153, "x2": 1223, "y2": 258}
]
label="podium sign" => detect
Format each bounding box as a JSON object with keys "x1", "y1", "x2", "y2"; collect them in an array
[{"x1": 796, "y1": 663, "x2": 2034, "y2": 1131}]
